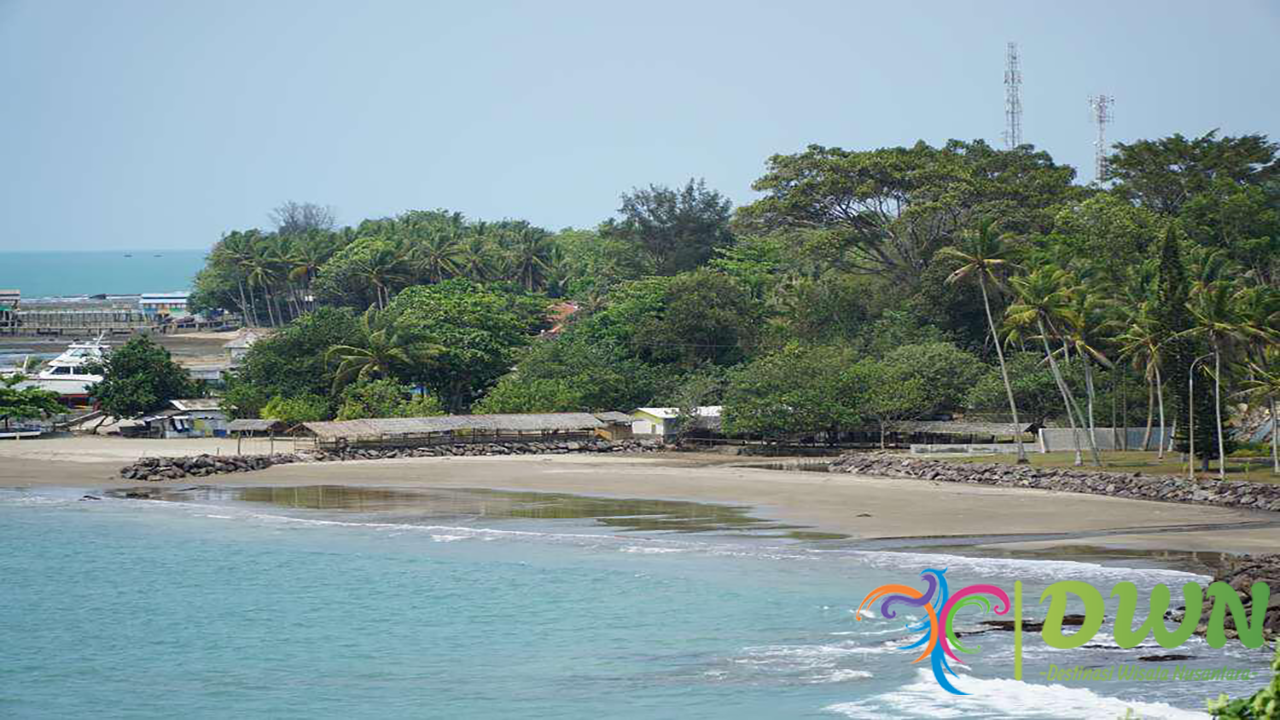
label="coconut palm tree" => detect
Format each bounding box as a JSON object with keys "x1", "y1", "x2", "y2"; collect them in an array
[
  {"x1": 1007, "y1": 266, "x2": 1102, "y2": 466},
  {"x1": 355, "y1": 242, "x2": 408, "y2": 310},
  {"x1": 507, "y1": 226, "x2": 555, "y2": 292},
  {"x1": 1236, "y1": 347, "x2": 1280, "y2": 475},
  {"x1": 1058, "y1": 285, "x2": 1119, "y2": 452},
  {"x1": 326, "y1": 308, "x2": 443, "y2": 392},
  {"x1": 288, "y1": 232, "x2": 334, "y2": 313},
  {"x1": 244, "y1": 241, "x2": 282, "y2": 327},
  {"x1": 410, "y1": 229, "x2": 465, "y2": 284},
  {"x1": 937, "y1": 219, "x2": 1029, "y2": 463},
  {"x1": 457, "y1": 235, "x2": 498, "y2": 282},
  {"x1": 211, "y1": 232, "x2": 255, "y2": 326},
  {"x1": 1182, "y1": 281, "x2": 1264, "y2": 479},
  {"x1": 1118, "y1": 304, "x2": 1170, "y2": 457}
]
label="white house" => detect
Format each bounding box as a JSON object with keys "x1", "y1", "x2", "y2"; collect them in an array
[{"x1": 631, "y1": 406, "x2": 722, "y2": 439}]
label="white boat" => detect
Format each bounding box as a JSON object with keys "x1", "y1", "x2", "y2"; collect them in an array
[{"x1": 7, "y1": 335, "x2": 110, "y2": 400}]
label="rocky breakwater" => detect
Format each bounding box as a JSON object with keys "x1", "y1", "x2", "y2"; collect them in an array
[
  {"x1": 119, "y1": 438, "x2": 664, "y2": 481},
  {"x1": 1169, "y1": 554, "x2": 1280, "y2": 642},
  {"x1": 828, "y1": 454, "x2": 1280, "y2": 513}
]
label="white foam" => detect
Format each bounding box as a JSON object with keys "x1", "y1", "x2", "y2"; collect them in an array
[
  {"x1": 806, "y1": 669, "x2": 873, "y2": 683},
  {"x1": 854, "y1": 550, "x2": 1208, "y2": 585},
  {"x1": 824, "y1": 668, "x2": 1206, "y2": 719}
]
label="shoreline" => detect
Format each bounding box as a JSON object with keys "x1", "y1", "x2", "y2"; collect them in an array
[{"x1": 5, "y1": 438, "x2": 1280, "y2": 570}]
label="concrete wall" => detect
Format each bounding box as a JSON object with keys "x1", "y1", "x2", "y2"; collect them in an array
[{"x1": 1038, "y1": 427, "x2": 1173, "y2": 453}]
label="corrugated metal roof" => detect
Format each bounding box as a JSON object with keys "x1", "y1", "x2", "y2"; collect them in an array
[
  {"x1": 171, "y1": 398, "x2": 223, "y2": 411},
  {"x1": 888, "y1": 421, "x2": 1035, "y2": 435},
  {"x1": 228, "y1": 418, "x2": 285, "y2": 432},
  {"x1": 635, "y1": 406, "x2": 722, "y2": 420},
  {"x1": 302, "y1": 413, "x2": 605, "y2": 440}
]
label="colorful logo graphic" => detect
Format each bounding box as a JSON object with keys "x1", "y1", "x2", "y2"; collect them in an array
[{"x1": 856, "y1": 568, "x2": 1012, "y2": 695}]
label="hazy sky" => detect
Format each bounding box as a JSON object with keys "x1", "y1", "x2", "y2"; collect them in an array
[{"x1": 2, "y1": 0, "x2": 1278, "y2": 252}]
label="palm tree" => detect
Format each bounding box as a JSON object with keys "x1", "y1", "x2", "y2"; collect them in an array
[
  {"x1": 410, "y1": 229, "x2": 465, "y2": 284},
  {"x1": 1236, "y1": 347, "x2": 1280, "y2": 475},
  {"x1": 457, "y1": 235, "x2": 498, "y2": 282},
  {"x1": 355, "y1": 242, "x2": 408, "y2": 309},
  {"x1": 326, "y1": 308, "x2": 443, "y2": 392},
  {"x1": 288, "y1": 232, "x2": 334, "y2": 313},
  {"x1": 1182, "y1": 281, "x2": 1265, "y2": 479},
  {"x1": 244, "y1": 241, "x2": 282, "y2": 327},
  {"x1": 938, "y1": 219, "x2": 1029, "y2": 463},
  {"x1": 507, "y1": 227, "x2": 555, "y2": 292},
  {"x1": 1007, "y1": 266, "x2": 1102, "y2": 466},
  {"x1": 1058, "y1": 286, "x2": 1118, "y2": 453},
  {"x1": 211, "y1": 232, "x2": 254, "y2": 326},
  {"x1": 1118, "y1": 304, "x2": 1170, "y2": 457}
]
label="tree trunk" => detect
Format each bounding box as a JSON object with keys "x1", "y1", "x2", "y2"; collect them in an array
[
  {"x1": 236, "y1": 280, "x2": 252, "y2": 328},
  {"x1": 1038, "y1": 319, "x2": 1084, "y2": 466},
  {"x1": 1214, "y1": 347, "x2": 1226, "y2": 480},
  {"x1": 979, "y1": 279, "x2": 1028, "y2": 463},
  {"x1": 879, "y1": 421, "x2": 886, "y2": 450},
  {"x1": 1271, "y1": 397, "x2": 1278, "y2": 475},
  {"x1": 1140, "y1": 377, "x2": 1154, "y2": 451},
  {"x1": 1155, "y1": 366, "x2": 1167, "y2": 460}
]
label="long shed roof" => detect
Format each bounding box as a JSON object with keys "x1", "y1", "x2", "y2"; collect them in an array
[
  {"x1": 301, "y1": 413, "x2": 605, "y2": 440},
  {"x1": 888, "y1": 421, "x2": 1036, "y2": 435}
]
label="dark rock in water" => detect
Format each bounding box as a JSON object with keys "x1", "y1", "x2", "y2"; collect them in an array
[
  {"x1": 982, "y1": 614, "x2": 1091, "y2": 633},
  {"x1": 1138, "y1": 654, "x2": 1194, "y2": 662},
  {"x1": 80, "y1": 494, "x2": 101, "y2": 501}
]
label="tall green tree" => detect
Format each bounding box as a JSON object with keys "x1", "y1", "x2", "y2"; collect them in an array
[
  {"x1": 87, "y1": 336, "x2": 199, "y2": 418},
  {"x1": 609, "y1": 178, "x2": 733, "y2": 276},
  {"x1": 0, "y1": 375, "x2": 64, "y2": 431},
  {"x1": 1153, "y1": 227, "x2": 1215, "y2": 468},
  {"x1": 326, "y1": 308, "x2": 443, "y2": 392}
]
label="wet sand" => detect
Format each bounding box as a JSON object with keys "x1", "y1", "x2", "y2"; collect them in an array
[{"x1": 3, "y1": 437, "x2": 1279, "y2": 556}]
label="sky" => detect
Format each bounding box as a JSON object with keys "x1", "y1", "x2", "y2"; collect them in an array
[{"x1": 1, "y1": 0, "x2": 1278, "y2": 252}]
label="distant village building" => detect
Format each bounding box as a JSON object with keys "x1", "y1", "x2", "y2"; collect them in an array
[
  {"x1": 0, "y1": 289, "x2": 18, "y2": 331},
  {"x1": 223, "y1": 330, "x2": 263, "y2": 366},
  {"x1": 139, "y1": 292, "x2": 192, "y2": 319},
  {"x1": 631, "y1": 407, "x2": 722, "y2": 440},
  {"x1": 139, "y1": 398, "x2": 228, "y2": 438},
  {"x1": 592, "y1": 412, "x2": 635, "y2": 440}
]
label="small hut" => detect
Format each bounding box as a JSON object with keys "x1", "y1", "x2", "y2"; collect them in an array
[{"x1": 593, "y1": 411, "x2": 635, "y2": 440}]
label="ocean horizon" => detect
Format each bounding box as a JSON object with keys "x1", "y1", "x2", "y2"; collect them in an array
[{"x1": 0, "y1": 249, "x2": 207, "y2": 298}]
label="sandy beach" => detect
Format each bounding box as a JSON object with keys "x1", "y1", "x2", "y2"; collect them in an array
[{"x1": 4, "y1": 436, "x2": 1278, "y2": 556}]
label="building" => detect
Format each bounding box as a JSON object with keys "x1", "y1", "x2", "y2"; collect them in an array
[
  {"x1": 631, "y1": 407, "x2": 722, "y2": 440},
  {"x1": 592, "y1": 411, "x2": 635, "y2": 440},
  {"x1": 0, "y1": 289, "x2": 18, "y2": 331},
  {"x1": 139, "y1": 292, "x2": 192, "y2": 319},
  {"x1": 139, "y1": 398, "x2": 228, "y2": 438},
  {"x1": 223, "y1": 330, "x2": 263, "y2": 366}
]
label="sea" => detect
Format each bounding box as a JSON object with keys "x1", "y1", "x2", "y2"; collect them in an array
[
  {"x1": 0, "y1": 250, "x2": 206, "y2": 298},
  {"x1": 0, "y1": 484, "x2": 1269, "y2": 719}
]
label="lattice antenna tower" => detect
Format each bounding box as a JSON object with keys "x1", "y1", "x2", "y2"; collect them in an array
[
  {"x1": 1089, "y1": 94, "x2": 1114, "y2": 184},
  {"x1": 1003, "y1": 42, "x2": 1022, "y2": 150}
]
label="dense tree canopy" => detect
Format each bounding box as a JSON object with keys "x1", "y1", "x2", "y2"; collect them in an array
[{"x1": 88, "y1": 336, "x2": 199, "y2": 418}]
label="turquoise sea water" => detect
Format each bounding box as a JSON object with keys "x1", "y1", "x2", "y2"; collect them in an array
[
  {"x1": 0, "y1": 486, "x2": 1269, "y2": 719},
  {"x1": 0, "y1": 250, "x2": 206, "y2": 298}
]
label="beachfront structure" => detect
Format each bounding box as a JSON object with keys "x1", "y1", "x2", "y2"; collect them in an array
[
  {"x1": 138, "y1": 399, "x2": 228, "y2": 438},
  {"x1": 227, "y1": 418, "x2": 289, "y2": 436},
  {"x1": 139, "y1": 292, "x2": 191, "y2": 319},
  {"x1": 300, "y1": 413, "x2": 607, "y2": 449},
  {"x1": 592, "y1": 411, "x2": 635, "y2": 440},
  {"x1": 631, "y1": 407, "x2": 722, "y2": 440}
]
